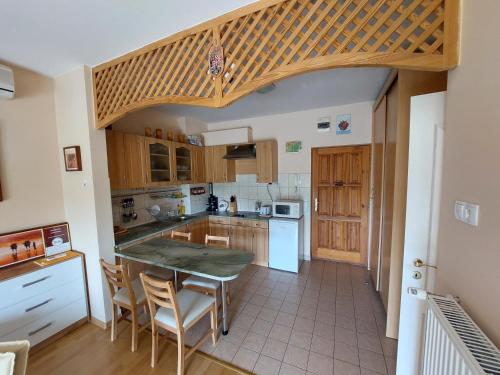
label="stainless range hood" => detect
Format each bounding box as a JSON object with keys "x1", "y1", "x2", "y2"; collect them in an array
[{"x1": 223, "y1": 144, "x2": 256, "y2": 160}]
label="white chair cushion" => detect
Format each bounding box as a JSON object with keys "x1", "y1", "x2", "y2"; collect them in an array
[
  {"x1": 0, "y1": 352, "x2": 15, "y2": 375},
  {"x1": 182, "y1": 275, "x2": 221, "y2": 290},
  {"x1": 113, "y1": 278, "x2": 146, "y2": 305},
  {"x1": 155, "y1": 289, "x2": 215, "y2": 329}
]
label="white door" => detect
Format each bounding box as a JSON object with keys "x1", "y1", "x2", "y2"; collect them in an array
[{"x1": 396, "y1": 92, "x2": 446, "y2": 375}]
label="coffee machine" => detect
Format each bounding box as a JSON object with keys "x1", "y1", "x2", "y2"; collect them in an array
[{"x1": 206, "y1": 183, "x2": 218, "y2": 212}]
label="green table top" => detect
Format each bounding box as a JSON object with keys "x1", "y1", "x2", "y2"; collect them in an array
[{"x1": 115, "y1": 237, "x2": 254, "y2": 281}]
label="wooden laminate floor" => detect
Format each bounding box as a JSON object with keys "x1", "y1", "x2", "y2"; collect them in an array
[{"x1": 28, "y1": 322, "x2": 246, "y2": 375}]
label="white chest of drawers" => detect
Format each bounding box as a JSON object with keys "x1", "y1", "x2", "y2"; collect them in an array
[{"x1": 0, "y1": 252, "x2": 88, "y2": 347}]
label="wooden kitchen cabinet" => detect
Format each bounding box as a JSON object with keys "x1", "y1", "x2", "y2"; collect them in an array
[
  {"x1": 205, "y1": 145, "x2": 235, "y2": 183},
  {"x1": 256, "y1": 140, "x2": 278, "y2": 183},
  {"x1": 192, "y1": 146, "x2": 206, "y2": 183},
  {"x1": 189, "y1": 217, "x2": 209, "y2": 244},
  {"x1": 173, "y1": 143, "x2": 193, "y2": 184},
  {"x1": 252, "y1": 226, "x2": 269, "y2": 267},
  {"x1": 106, "y1": 130, "x2": 147, "y2": 189},
  {"x1": 144, "y1": 138, "x2": 173, "y2": 187},
  {"x1": 229, "y1": 219, "x2": 253, "y2": 252},
  {"x1": 209, "y1": 216, "x2": 231, "y2": 237}
]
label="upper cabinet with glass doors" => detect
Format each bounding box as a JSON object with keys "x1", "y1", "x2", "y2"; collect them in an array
[
  {"x1": 145, "y1": 138, "x2": 172, "y2": 186},
  {"x1": 173, "y1": 143, "x2": 193, "y2": 184}
]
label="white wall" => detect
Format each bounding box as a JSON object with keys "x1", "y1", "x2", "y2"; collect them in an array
[
  {"x1": 207, "y1": 101, "x2": 373, "y2": 173},
  {"x1": 112, "y1": 108, "x2": 208, "y2": 137},
  {"x1": 207, "y1": 102, "x2": 373, "y2": 260},
  {"x1": 0, "y1": 63, "x2": 65, "y2": 233},
  {"x1": 54, "y1": 66, "x2": 114, "y2": 324},
  {"x1": 436, "y1": 0, "x2": 500, "y2": 346}
]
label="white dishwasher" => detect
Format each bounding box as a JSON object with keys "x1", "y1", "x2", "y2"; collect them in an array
[{"x1": 268, "y1": 217, "x2": 304, "y2": 273}]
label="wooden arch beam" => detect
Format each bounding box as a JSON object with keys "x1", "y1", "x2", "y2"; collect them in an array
[{"x1": 92, "y1": 0, "x2": 460, "y2": 129}]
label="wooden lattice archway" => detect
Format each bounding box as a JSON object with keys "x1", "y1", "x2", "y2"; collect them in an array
[{"x1": 92, "y1": 0, "x2": 460, "y2": 129}]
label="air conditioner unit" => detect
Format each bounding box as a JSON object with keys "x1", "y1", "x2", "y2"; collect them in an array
[{"x1": 0, "y1": 64, "x2": 15, "y2": 99}]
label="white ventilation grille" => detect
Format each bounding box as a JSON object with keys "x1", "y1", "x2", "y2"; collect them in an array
[{"x1": 423, "y1": 295, "x2": 500, "y2": 375}]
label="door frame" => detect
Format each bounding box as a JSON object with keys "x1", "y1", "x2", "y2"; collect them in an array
[{"x1": 310, "y1": 144, "x2": 371, "y2": 265}]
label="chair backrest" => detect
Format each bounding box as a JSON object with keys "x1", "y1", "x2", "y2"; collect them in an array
[
  {"x1": 171, "y1": 230, "x2": 192, "y2": 241},
  {"x1": 205, "y1": 234, "x2": 230, "y2": 248},
  {"x1": 100, "y1": 258, "x2": 137, "y2": 305},
  {"x1": 140, "y1": 272, "x2": 182, "y2": 330},
  {"x1": 0, "y1": 340, "x2": 30, "y2": 375}
]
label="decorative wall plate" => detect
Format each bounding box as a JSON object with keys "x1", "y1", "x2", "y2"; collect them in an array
[{"x1": 208, "y1": 42, "x2": 224, "y2": 77}]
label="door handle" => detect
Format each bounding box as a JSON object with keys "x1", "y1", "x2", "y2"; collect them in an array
[
  {"x1": 413, "y1": 258, "x2": 438, "y2": 269},
  {"x1": 314, "y1": 198, "x2": 318, "y2": 212}
]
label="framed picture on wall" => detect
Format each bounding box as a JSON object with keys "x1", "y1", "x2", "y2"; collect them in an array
[{"x1": 63, "y1": 146, "x2": 82, "y2": 171}]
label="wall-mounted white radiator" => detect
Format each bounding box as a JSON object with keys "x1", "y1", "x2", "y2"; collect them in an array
[{"x1": 423, "y1": 295, "x2": 500, "y2": 375}]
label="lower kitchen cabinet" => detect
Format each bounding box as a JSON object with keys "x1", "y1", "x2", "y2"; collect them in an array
[
  {"x1": 207, "y1": 216, "x2": 269, "y2": 267},
  {"x1": 189, "y1": 218, "x2": 208, "y2": 244},
  {"x1": 252, "y1": 226, "x2": 269, "y2": 267}
]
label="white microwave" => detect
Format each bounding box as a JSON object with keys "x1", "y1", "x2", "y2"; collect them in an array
[{"x1": 272, "y1": 200, "x2": 303, "y2": 219}]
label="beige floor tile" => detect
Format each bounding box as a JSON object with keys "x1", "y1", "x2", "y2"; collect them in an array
[
  {"x1": 259, "y1": 307, "x2": 279, "y2": 323},
  {"x1": 222, "y1": 326, "x2": 248, "y2": 346},
  {"x1": 334, "y1": 359, "x2": 361, "y2": 375},
  {"x1": 297, "y1": 305, "x2": 317, "y2": 320},
  {"x1": 250, "y1": 293, "x2": 269, "y2": 306},
  {"x1": 334, "y1": 342, "x2": 359, "y2": 366},
  {"x1": 307, "y1": 351, "x2": 334, "y2": 375},
  {"x1": 241, "y1": 332, "x2": 267, "y2": 352},
  {"x1": 335, "y1": 315, "x2": 356, "y2": 331},
  {"x1": 335, "y1": 326, "x2": 357, "y2": 346},
  {"x1": 232, "y1": 347, "x2": 260, "y2": 371},
  {"x1": 293, "y1": 317, "x2": 315, "y2": 334},
  {"x1": 283, "y1": 344, "x2": 310, "y2": 370},
  {"x1": 261, "y1": 337, "x2": 287, "y2": 361},
  {"x1": 264, "y1": 297, "x2": 284, "y2": 311},
  {"x1": 243, "y1": 302, "x2": 263, "y2": 317},
  {"x1": 310, "y1": 334, "x2": 334, "y2": 357},
  {"x1": 254, "y1": 354, "x2": 282, "y2": 375},
  {"x1": 289, "y1": 330, "x2": 312, "y2": 350},
  {"x1": 250, "y1": 318, "x2": 273, "y2": 336},
  {"x1": 315, "y1": 310, "x2": 335, "y2": 325},
  {"x1": 275, "y1": 311, "x2": 296, "y2": 328},
  {"x1": 313, "y1": 321, "x2": 335, "y2": 339},
  {"x1": 279, "y1": 363, "x2": 306, "y2": 375},
  {"x1": 269, "y1": 323, "x2": 292, "y2": 343},
  {"x1": 281, "y1": 301, "x2": 300, "y2": 315},
  {"x1": 358, "y1": 349, "x2": 387, "y2": 374},
  {"x1": 212, "y1": 339, "x2": 239, "y2": 362},
  {"x1": 231, "y1": 312, "x2": 256, "y2": 331},
  {"x1": 356, "y1": 332, "x2": 383, "y2": 354}
]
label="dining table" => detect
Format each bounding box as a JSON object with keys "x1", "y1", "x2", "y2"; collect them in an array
[{"x1": 114, "y1": 237, "x2": 254, "y2": 335}]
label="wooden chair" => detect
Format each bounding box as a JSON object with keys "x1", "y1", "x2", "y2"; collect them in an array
[
  {"x1": 100, "y1": 258, "x2": 149, "y2": 352},
  {"x1": 140, "y1": 272, "x2": 217, "y2": 374},
  {"x1": 181, "y1": 235, "x2": 231, "y2": 331},
  {"x1": 171, "y1": 230, "x2": 192, "y2": 241}
]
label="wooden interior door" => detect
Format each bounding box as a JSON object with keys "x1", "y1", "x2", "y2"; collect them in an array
[
  {"x1": 311, "y1": 146, "x2": 370, "y2": 265},
  {"x1": 370, "y1": 96, "x2": 387, "y2": 290}
]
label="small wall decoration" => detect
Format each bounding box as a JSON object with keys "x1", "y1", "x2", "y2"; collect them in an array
[
  {"x1": 63, "y1": 146, "x2": 82, "y2": 171},
  {"x1": 43, "y1": 223, "x2": 71, "y2": 257},
  {"x1": 0, "y1": 229, "x2": 46, "y2": 268},
  {"x1": 336, "y1": 114, "x2": 352, "y2": 135},
  {"x1": 286, "y1": 141, "x2": 302, "y2": 153},
  {"x1": 208, "y1": 42, "x2": 224, "y2": 77}
]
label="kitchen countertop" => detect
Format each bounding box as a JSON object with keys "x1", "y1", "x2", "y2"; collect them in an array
[
  {"x1": 116, "y1": 238, "x2": 254, "y2": 281},
  {"x1": 114, "y1": 211, "x2": 270, "y2": 250}
]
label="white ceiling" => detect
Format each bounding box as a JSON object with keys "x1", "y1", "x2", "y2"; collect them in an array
[
  {"x1": 156, "y1": 68, "x2": 390, "y2": 123},
  {"x1": 0, "y1": 0, "x2": 257, "y2": 77}
]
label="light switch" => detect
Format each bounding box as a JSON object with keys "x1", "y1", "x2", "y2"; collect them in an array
[{"x1": 454, "y1": 201, "x2": 479, "y2": 226}]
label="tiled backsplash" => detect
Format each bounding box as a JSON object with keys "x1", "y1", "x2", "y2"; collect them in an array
[
  {"x1": 213, "y1": 173, "x2": 311, "y2": 212},
  {"x1": 111, "y1": 185, "x2": 209, "y2": 228}
]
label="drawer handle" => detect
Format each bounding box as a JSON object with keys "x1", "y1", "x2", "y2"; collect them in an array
[
  {"x1": 25, "y1": 298, "x2": 53, "y2": 313},
  {"x1": 28, "y1": 322, "x2": 53, "y2": 337},
  {"x1": 22, "y1": 276, "x2": 51, "y2": 288}
]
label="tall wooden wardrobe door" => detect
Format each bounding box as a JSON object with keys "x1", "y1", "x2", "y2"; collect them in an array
[
  {"x1": 370, "y1": 96, "x2": 387, "y2": 290},
  {"x1": 311, "y1": 146, "x2": 370, "y2": 265}
]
